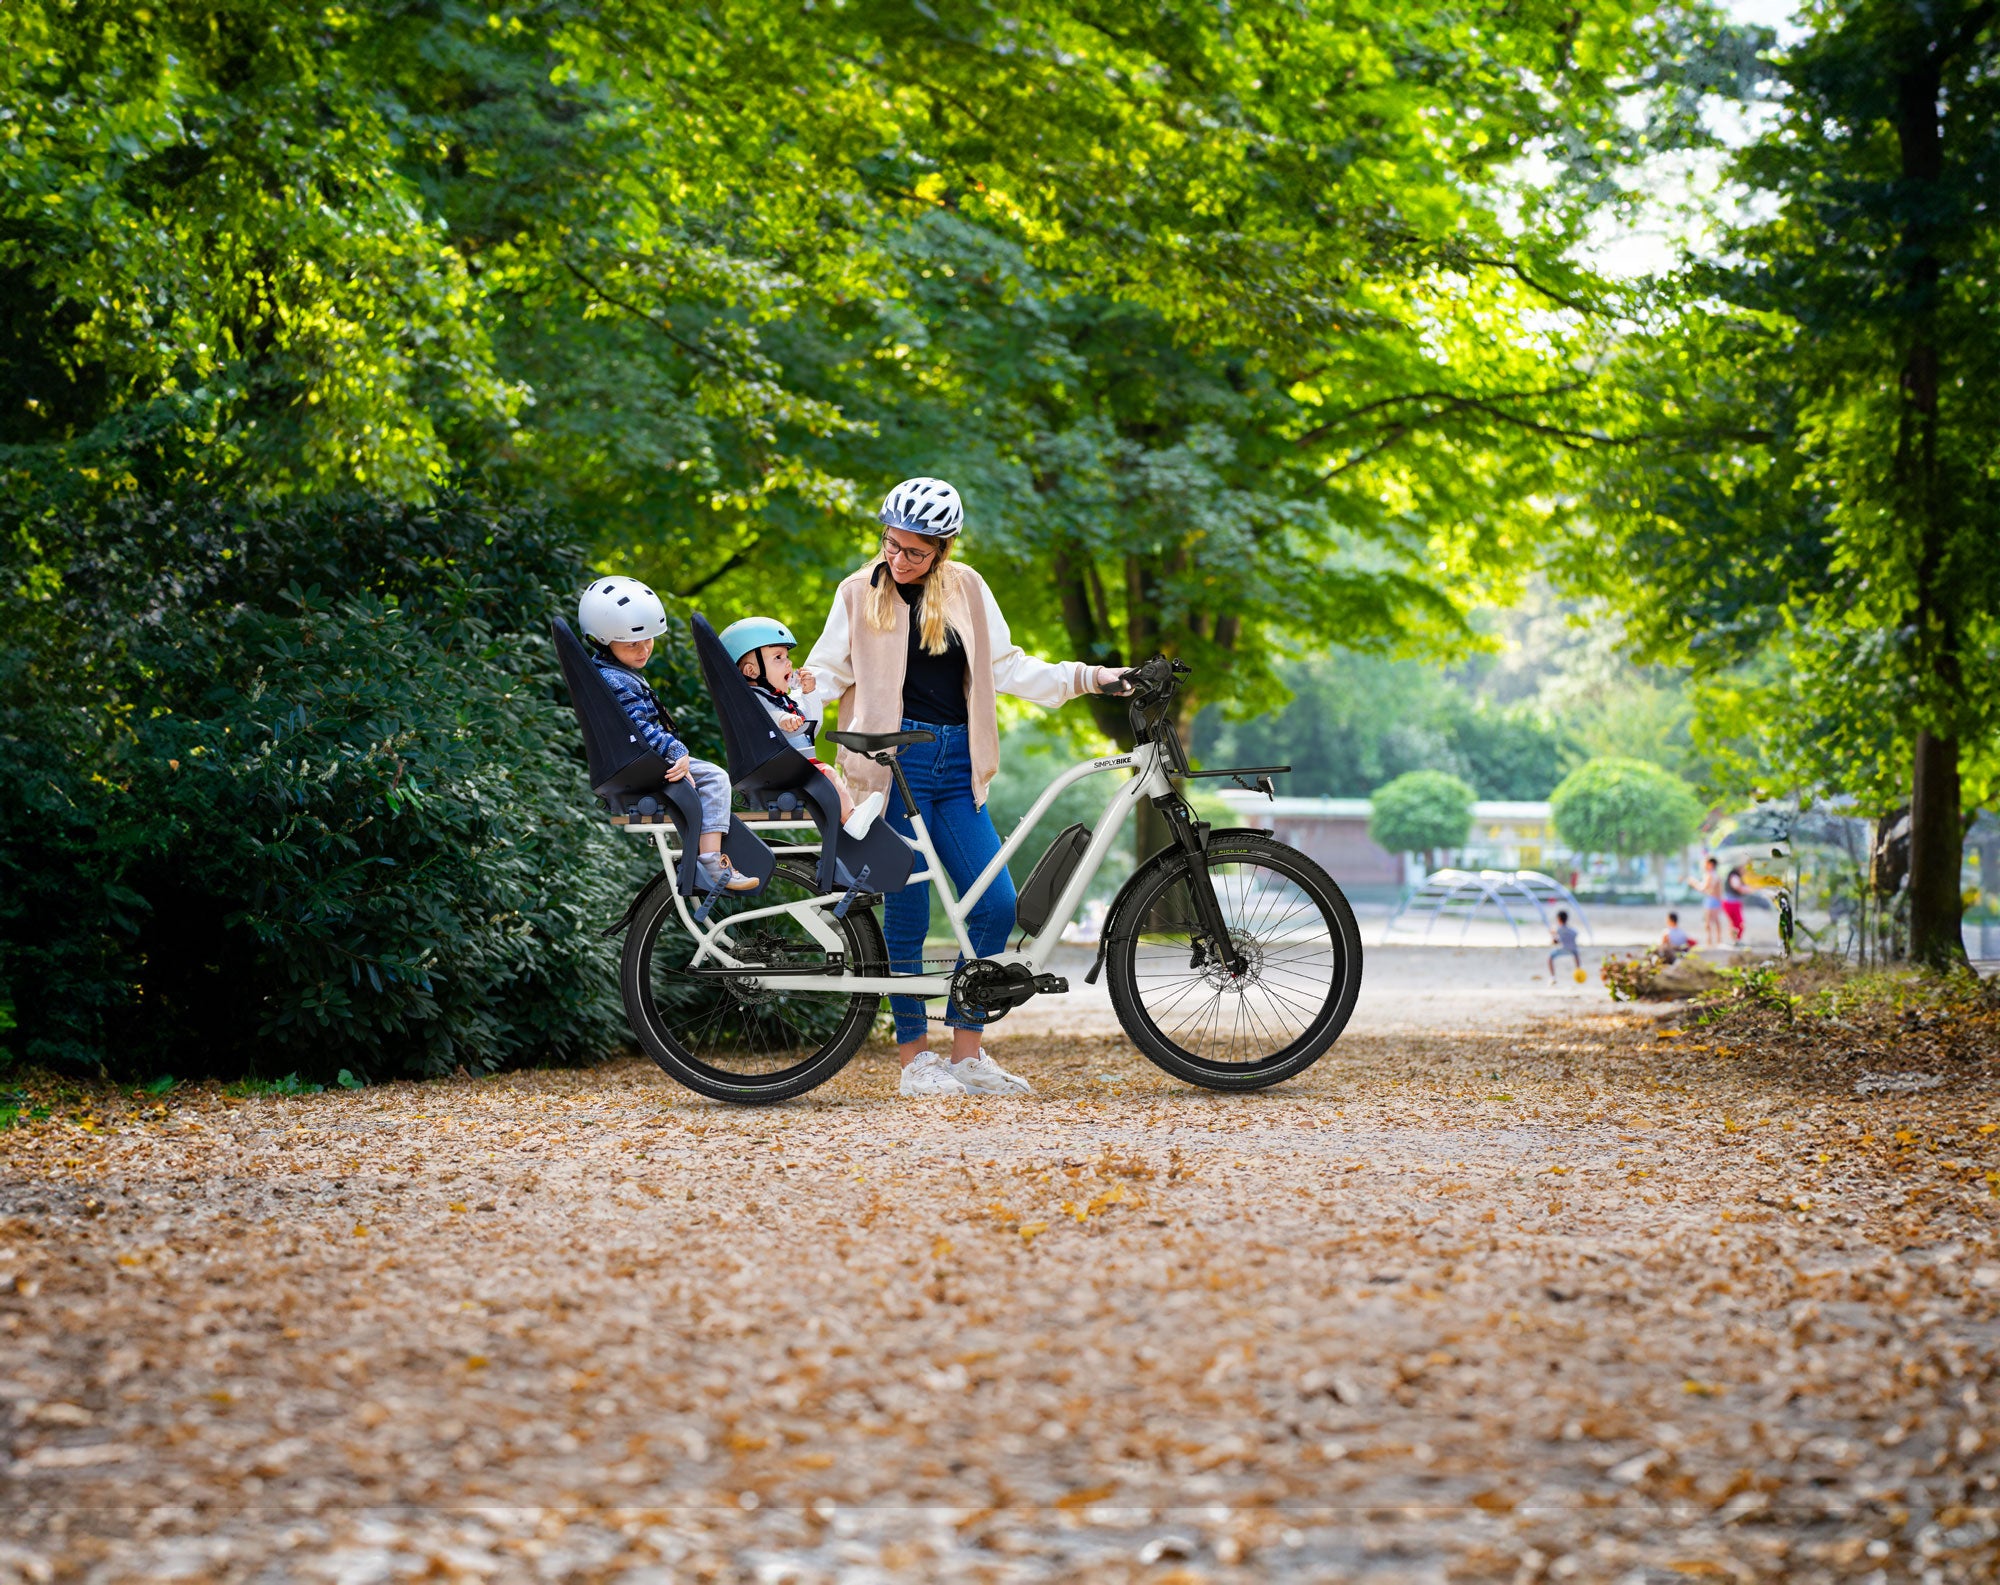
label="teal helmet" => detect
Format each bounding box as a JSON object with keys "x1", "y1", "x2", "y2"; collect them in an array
[{"x1": 719, "y1": 616, "x2": 798, "y2": 666}]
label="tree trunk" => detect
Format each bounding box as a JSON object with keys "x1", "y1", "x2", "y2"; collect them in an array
[
  {"x1": 1891, "y1": 40, "x2": 1969, "y2": 968},
  {"x1": 1907, "y1": 728, "x2": 1965, "y2": 965}
]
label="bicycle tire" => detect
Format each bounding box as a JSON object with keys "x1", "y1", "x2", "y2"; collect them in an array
[
  {"x1": 1106, "y1": 831, "x2": 1362, "y2": 1090},
  {"x1": 620, "y1": 857, "x2": 886, "y2": 1104}
]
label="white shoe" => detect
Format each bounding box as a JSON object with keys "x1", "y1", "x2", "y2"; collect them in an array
[
  {"x1": 898, "y1": 1052, "x2": 967, "y2": 1098},
  {"x1": 949, "y1": 1049, "x2": 1034, "y2": 1096},
  {"x1": 843, "y1": 791, "x2": 885, "y2": 840}
]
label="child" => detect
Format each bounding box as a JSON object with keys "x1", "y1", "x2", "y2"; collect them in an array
[
  {"x1": 579, "y1": 577, "x2": 756, "y2": 894},
  {"x1": 1687, "y1": 855, "x2": 1725, "y2": 946},
  {"x1": 1659, "y1": 910, "x2": 1695, "y2": 965},
  {"x1": 720, "y1": 617, "x2": 885, "y2": 839},
  {"x1": 1548, "y1": 909, "x2": 1582, "y2": 980}
]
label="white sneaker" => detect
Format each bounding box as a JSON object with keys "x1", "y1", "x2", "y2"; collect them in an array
[
  {"x1": 843, "y1": 791, "x2": 886, "y2": 840},
  {"x1": 949, "y1": 1049, "x2": 1034, "y2": 1096},
  {"x1": 898, "y1": 1051, "x2": 967, "y2": 1098}
]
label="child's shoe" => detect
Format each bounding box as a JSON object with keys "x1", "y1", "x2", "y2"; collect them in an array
[
  {"x1": 696, "y1": 853, "x2": 759, "y2": 894},
  {"x1": 843, "y1": 791, "x2": 886, "y2": 840}
]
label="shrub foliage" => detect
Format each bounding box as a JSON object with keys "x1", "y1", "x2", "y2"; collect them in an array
[
  {"x1": 1549, "y1": 757, "x2": 1703, "y2": 862},
  {"x1": 0, "y1": 493, "x2": 709, "y2": 1081},
  {"x1": 1367, "y1": 771, "x2": 1475, "y2": 865}
]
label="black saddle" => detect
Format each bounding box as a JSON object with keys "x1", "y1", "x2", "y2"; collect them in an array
[
  {"x1": 828, "y1": 728, "x2": 936, "y2": 755},
  {"x1": 689, "y1": 614, "x2": 914, "y2": 897}
]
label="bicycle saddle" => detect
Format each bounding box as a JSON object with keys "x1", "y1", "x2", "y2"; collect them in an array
[{"x1": 828, "y1": 729, "x2": 937, "y2": 754}]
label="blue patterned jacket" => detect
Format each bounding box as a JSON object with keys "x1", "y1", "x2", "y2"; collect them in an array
[{"x1": 592, "y1": 654, "x2": 687, "y2": 763}]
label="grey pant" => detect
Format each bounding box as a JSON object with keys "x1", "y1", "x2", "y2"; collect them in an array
[{"x1": 676, "y1": 757, "x2": 733, "y2": 834}]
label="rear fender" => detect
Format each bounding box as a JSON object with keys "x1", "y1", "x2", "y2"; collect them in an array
[{"x1": 603, "y1": 870, "x2": 676, "y2": 940}]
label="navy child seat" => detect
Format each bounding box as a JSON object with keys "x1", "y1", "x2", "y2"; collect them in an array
[
  {"x1": 688, "y1": 612, "x2": 913, "y2": 898},
  {"x1": 550, "y1": 617, "x2": 776, "y2": 898}
]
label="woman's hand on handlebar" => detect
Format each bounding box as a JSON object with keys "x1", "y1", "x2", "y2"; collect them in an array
[{"x1": 1095, "y1": 666, "x2": 1134, "y2": 696}]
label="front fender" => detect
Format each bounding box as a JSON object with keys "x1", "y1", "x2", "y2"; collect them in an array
[{"x1": 1081, "y1": 827, "x2": 1269, "y2": 984}]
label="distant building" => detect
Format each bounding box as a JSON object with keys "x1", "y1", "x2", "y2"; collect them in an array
[{"x1": 1216, "y1": 793, "x2": 1563, "y2": 903}]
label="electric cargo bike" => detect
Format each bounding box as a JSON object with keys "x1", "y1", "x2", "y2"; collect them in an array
[{"x1": 555, "y1": 615, "x2": 1363, "y2": 1104}]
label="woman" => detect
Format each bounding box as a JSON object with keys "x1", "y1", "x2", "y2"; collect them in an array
[{"x1": 804, "y1": 477, "x2": 1127, "y2": 1100}]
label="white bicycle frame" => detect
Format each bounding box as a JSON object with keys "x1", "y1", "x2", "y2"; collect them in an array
[{"x1": 624, "y1": 739, "x2": 1178, "y2": 995}]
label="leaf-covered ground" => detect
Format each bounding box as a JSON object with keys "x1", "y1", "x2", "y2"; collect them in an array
[{"x1": 3, "y1": 980, "x2": 1998, "y2": 1583}]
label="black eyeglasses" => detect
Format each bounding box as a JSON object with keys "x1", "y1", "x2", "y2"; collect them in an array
[{"x1": 880, "y1": 534, "x2": 939, "y2": 567}]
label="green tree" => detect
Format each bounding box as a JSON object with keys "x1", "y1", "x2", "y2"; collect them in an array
[
  {"x1": 1368, "y1": 772, "x2": 1476, "y2": 874},
  {"x1": 1193, "y1": 651, "x2": 1572, "y2": 799},
  {"x1": 1549, "y1": 758, "x2": 1702, "y2": 888},
  {"x1": 1564, "y1": 0, "x2": 2000, "y2": 962}
]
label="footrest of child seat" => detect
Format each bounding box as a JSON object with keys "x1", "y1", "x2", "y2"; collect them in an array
[
  {"x1": 720, "y1": 817, "x2": 778, "y2": 892},
  {"x1": 831, "y1": 819, "x2": 914, "y2": 895}
]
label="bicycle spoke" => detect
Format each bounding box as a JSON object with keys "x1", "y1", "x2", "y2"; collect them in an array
[{"x1": 1119, "y1": 852, "x2": 1354, "y2": 1070}]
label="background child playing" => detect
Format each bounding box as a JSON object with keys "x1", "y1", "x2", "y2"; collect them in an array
[
  {"x1": 721, "y1": 617, "x2": 884, "y2": 839},
  {"x1": 579, "y1": 578, "x2": 757, "y2": 894},
  {"x1": 1659, "y1": 910, "x2": 1695, "y2": 964},
  {"x1": 1548, "y1": 909, "x2": 1583, "y2": 980}
]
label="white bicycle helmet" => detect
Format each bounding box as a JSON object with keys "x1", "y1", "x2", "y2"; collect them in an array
[
  {"x1": 578, "y1": 576, "x2": 670, "y2": 645},
  {"x1": 878, "y1": 476, "x2": 964, "y2": 538}
]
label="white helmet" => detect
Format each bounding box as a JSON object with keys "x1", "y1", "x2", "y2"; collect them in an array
[
  {"x1": 578, "y1": 576, "x2": 670, "y2": 645},
  {"x1": 878, "y1": 476, "x2": 964, "y2": 538}
]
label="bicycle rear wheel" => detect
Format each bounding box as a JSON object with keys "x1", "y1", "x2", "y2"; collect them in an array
[
  {"x1": 620, "y1": 857, "x2": 885, "y2": 1103},
  {"x1": 1106, "y1": 831, "x2": 1361, "y2": 1090}
]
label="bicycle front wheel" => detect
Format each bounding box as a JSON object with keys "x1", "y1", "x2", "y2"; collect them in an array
[
  {"x1": 1106, "y1": 831, "x2": 1362, "y2": 1090},
  {"x1": 620, "y1": 857, "x2": 885, "y2": 1104}
]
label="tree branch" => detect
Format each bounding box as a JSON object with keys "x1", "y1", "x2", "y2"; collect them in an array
[
  {"x1": 677, "y1": 543, "x2": 759, "y2": 599},
  {"x1": 561, "y1": 257, "x2": 710, "y2": 365}
]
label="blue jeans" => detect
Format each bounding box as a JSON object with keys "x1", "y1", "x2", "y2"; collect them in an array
[
  {"x1": 883, "y1": 719, "x2": 1017, "y2": 1044},
  {"x1": 674, "y1": 757, "x2": 733, "y2": 835}
]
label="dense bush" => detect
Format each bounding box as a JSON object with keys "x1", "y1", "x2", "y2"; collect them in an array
[{"x1": 0, "y1": 493, "x2": 713, "y2": 1081}]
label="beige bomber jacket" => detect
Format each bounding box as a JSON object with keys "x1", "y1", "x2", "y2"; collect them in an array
[{"x1": 802, "y1": 560, "x2": 1097, "y2": 809}]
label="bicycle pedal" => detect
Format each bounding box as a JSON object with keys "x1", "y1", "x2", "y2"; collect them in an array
[{"x1": 1031, "y1": 974, "x2": 1068, "y2": 995}]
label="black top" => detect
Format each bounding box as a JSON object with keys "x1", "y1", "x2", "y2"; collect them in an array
[{"x1": 898, "y1": 576, "x2": 969, "y2": 725}]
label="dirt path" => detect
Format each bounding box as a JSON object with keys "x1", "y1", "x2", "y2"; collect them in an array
[{"x1": 4, "y1": 1013, "x2": 1998, "y2": 1583}]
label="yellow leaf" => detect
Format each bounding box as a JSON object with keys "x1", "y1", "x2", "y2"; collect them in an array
[
  {"x1": 448, "y1": 1202, "x2": 468, "y2": 1214},
  {"x1": 465, "y1": 1355, "x2": 488, "y2": 1370},
  {"x1": 352, "y1": 1223, "x2": 368, "y2": 1238},
  {"x1": 1018, "y1": 1221, "x2": 1048, "y2": 1244},
  {"x1": 794, "y1": 1451, "x2": 834, "y2": 1469},
  {"x1": 1979, "y1": 1123, "x2": 1997, "y2": 1135},
  {"x1": 932, "y1": 1235, "x2": 953, "y2": 1261},
  {"x1": 1055, "y1": 1482, "x2": 1116, "y2": 1511}
]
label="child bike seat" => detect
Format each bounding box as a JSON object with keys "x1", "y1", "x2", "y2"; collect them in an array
[
  {"x1": 550, "y1": 616, "x2": 774, "y2": 898},
  {"x1": 689, "y1": 614, "x2": 915, "y2": 898},
  {"x1": 828, "y1": 729, "x2": 936, "y2": 755}
]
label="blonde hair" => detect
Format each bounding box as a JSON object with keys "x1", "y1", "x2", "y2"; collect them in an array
[{"x1": 867, "y1": 538, "x2": 960, "y2": 655}]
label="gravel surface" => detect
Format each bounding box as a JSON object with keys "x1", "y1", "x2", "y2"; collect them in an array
[{"x1": 4, "y1": 1011, "x2": 1998, "y2": 1583}]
